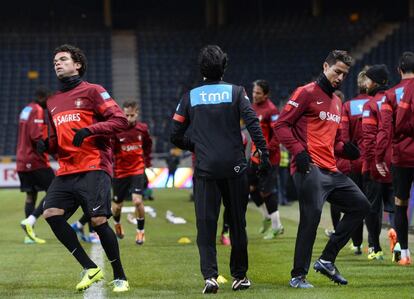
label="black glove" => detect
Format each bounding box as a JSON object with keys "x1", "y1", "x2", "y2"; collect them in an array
[
  {"x1": 295, "y1": 150, "x2": 311, "y2": 174},
  {"x1": 37, "y1": 138, "x2": 49, "y2": 154},
  {"x1": 72, "y1": 128, "x2": 92, "y2": 147},
  {"x1": 343, "y1": 142, "x2": 360, "y2": 160},
  {"x1": 258, "y1": 150, "x2": 271, "y2": 174}
]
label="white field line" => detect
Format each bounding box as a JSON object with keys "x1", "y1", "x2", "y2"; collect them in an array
[{"x1": 84, "y1": 244, "x2": 106, "y2": 299}]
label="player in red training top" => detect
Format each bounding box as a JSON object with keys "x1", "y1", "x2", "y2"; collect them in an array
[
  {"x1": 38, "y1": 44, "x2": 130, "y2": 292},
  {"x1": 248, "y1": 80, "x2": 284, "y2": 240},
  {"x1": 361, "y1": 65, "x2": 394, "y2": 261},
  {"x1": 17, "y1": 87, "x2": 55, "y2": 244},
  {"x1": 382, "y1": 52, "x2": 414, "y2": 265},
  {"x1": 112, "y1": 101, "x2": 152, "y2": 245},
  {"x1": 275, "y1": 50, "x2": 370, "y2": 288},
  {"x1": 334, "y1": 69, "x2": 371, "y2": 253}
]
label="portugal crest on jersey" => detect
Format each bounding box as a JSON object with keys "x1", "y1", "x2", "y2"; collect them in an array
[{"x1": 75, "y1": 98, "x2": 83, "y2": 108}]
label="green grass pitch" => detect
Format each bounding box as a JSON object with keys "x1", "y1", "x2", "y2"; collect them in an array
[{"x1": 0, "y1": 188, "x2": 413, "y2": 298}]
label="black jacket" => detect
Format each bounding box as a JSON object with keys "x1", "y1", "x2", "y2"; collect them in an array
[{"x1": 170, "y1": 80, "x2": 267, "y2": 179}]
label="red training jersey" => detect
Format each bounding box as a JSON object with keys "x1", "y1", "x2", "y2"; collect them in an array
[
  {"x1": 251, "y1": 98, "x2": 280, "y2": 165},
  {"x1": 274, "y1": 82, "x2": 342, "y2": 174},
  {"x1": 16, "y1": 101, "x2": 50, "y2": 172},
  {"x1": 47, "y1": 81, "x2": 128, "y2": 176},
  {"x1": 113, "y1": 122, "x2": 152, "y2": 179},
  {"x1": 340, "y1": 94, "x2": 371, "y2": 173},
  {"x1": 361, "y1": 92, "x2": 391, "y2": 183},
  {"x1": 376, "y1": 78, "x2": 414, "y2": 167},
  {"x1": 395, "y1": 78, "x2": 414, "y2": 150}
]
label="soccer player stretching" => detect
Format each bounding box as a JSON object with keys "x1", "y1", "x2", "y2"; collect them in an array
[
  {"x1": 39, "y1": 44, "x2": 129, "y2": 292},
  {"x1": 275, "y1": 50, "x2": 370, "y2": 288}
]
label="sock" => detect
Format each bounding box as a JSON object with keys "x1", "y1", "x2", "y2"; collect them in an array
[
  {"x1": 93, "y1": 222, "x2": 126, "y2": 280},
  {"x1": 270, "y1": 210, "x2": 281, "y2": 230},
  {"x1": 259, "y1": 204, "x2": 270, "y2": 219},
  {"x1": 264, "y1": 193, "x2": 278, "y2": 214},
  {"x1": 113, "y1": 214, "x2": 121, "y2": 223},
  {"x1": 79, "y1": 214, "x2": 89, "y2": 226},
  {"x1": 27, "y1": 215, "x2": 36, "y2": 226},
  {"x1": 25, "y1": 201, "x2": 35, "y2": 218},
  {"x1": 88, "y1": 222, "x2": 95, "y2": 233},
  {"x1": 46, "y1": 215, "x2": 96, "y2": 269},
  {"x1": 222, "y1": 208, "x2": 230, "y2": 234},
  {"x1": 222, "y1": 223, "x2": 230, "y2": 234},
  {"x1": 395, "y1": 205, "x2": 409, "y2": 249},
  {"x1": 32, "y1": 198, "x2": 45, "y2": 218},
  {"x1": 137, "y1": 218, "x2": 145, "y2": 231},
  {"x1": 401, "y1": 249, "x2": 408, "y2": 259}
]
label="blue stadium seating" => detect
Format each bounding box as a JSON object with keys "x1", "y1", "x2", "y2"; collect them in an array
[{"x1": 343, "y1": 18, "x2": 414, "y2": 99}]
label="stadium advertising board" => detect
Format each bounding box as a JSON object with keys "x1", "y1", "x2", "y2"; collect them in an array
[{"x1": 0, "y1": 162, "x2": 193, "y2": 188}]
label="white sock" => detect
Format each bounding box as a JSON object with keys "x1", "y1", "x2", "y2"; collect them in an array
[
  {"x1": 260, "y1": 204, "x2": 270, "y2": 219},
  {"x1": 27, "y1": 215, "x2": 36, "y2": 226},
  {"x1": 401, "y1": 249, "x2": 410, "y2": 259},
  {"x1": 270, "y1": 211, "x2": 282, "y2": 230}
]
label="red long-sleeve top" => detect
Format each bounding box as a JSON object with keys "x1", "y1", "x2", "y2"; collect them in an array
[
  {"x1": 376, "y1": 78, "x2": 414, "y2": 167},
  {"x1": 361, "y1": 91, "x2": 391, "y2": 183},
  {"x1": 47, "y1": 81, "x2": 128, "y2": 176}
]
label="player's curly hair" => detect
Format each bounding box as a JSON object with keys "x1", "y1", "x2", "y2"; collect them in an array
[
  {"x1": 53, "y1": 44, "x2": 87, "y2": 77},
  {"x1": 198, "y1": 45, "x2": 228, "y2": 80}
]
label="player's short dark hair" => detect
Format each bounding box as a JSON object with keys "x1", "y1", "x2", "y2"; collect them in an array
[
  {"x1": 398, "y1": 51, "x2": 414, "y2": 73},
  {"x1": 253, "y1": 80, "x2": 270, "y2": 95},
  {"x1": 123, "y1": 101, "x2": 138, "y2": 110},
  {"x1": 35, "y1": 86, "x2": 49, "y2": 100},
  {"x1": 53, "y1": 44, "x2": 87, "y2": 77},
  {"x1": 325, "y1": 50, "x2": 353, "y2": 67},
  {"x1": 198, "y1": 45, "x2": 228, "y2": 80}
]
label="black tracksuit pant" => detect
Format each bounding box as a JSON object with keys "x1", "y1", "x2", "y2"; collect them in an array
[
  {"x1": 291, "y1": 165, "x2": 370, "y2": 277},
  {"x1": 363, "y1": 175, "x2": 394, "y2": 252},
  {"x1": 194, "y1": 172, "x2": 249, "y2": 280}
]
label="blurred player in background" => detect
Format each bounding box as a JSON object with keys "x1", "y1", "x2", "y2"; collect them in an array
[
  {"x1": 112, "y1": 101, "x2": 152, "y2": 245},
  {"x1": 361, "y1": 64, "x2": 394, "y2": 260},
  {"x1": 378, "y1": 52, "x2": 414, "y2": 265},
  {"x1": 17, "y1": 86, "x2": 55, "y2": 244},
  {"x1": 248, "y1": 79, "x2": 284, "y2": 240},
  {"x1": 38, "y1": 44, "x2": 129, "y2": 292}
]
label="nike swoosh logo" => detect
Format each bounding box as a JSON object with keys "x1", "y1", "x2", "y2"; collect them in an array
[
  {"x1": 119, "y1": 138, "x2": 126, "y2": 142},
  {"x1": 88, "y1": 269, "x2": 101, "y2": 280},
  {"x1": 316, "y1": 101, "x2": 323, "y2": 104},
  {"x1": 51, "y1": 107, "x2": 57, "y2": 113},
  {"x1": 92, "y1": 206, "x2": 101, "y2": 211},
  {"x1": 320, "y1": 262, "x2": 336, "y2": 275}
]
